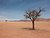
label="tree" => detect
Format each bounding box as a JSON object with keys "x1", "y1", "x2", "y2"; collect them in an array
[
  {"x1": 24, "y1": 8, "x2": 44, "y2": 30},
  {"x1": 5, "y1": 20, "x2": 7, "y2": 22}
]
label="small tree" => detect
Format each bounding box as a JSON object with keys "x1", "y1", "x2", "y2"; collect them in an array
[
  {"x1": 5, "y1": 20, "x2": 7, "y2": 22},
  {"x1": 24, "y1": 8, "x2": 44, "y2": 30}
]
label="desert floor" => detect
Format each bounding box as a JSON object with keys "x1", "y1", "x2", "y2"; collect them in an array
[{"x1": 0, "y1": 21, "x2": 50, "y2": 38}]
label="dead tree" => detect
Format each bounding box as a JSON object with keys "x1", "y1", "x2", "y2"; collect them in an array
[{"x1": 24, "y1": 8, "x2": 44, "y2": 30}]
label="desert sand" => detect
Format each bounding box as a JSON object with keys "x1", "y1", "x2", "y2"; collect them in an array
[{"x1": 0, "y1": 21, "x2": 50, "y2": 38}]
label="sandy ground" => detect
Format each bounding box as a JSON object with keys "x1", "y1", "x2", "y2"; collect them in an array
[{"x1": 0, "y1": 21, "x2": 50, "y2": 38}]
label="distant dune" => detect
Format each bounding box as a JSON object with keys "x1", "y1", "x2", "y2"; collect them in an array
[
  {"x1": 0, "y1": 18, "x2": 50, "y2": 22},
  {"x1": 9, "y1": 18, "x2": 50, "y2": 22}
]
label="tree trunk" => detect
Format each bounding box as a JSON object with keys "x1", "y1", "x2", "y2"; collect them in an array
[{"x1": 32, "y1": 18, "x2": 35, "y2": 30}]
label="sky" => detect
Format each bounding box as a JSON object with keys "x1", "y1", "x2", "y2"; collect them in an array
[{"x1": 0, "y1": 0, "x2": 50, "y2": 20}]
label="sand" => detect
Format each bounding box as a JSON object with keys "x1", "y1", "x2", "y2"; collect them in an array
[{"x1": 0, "y1": 21, "x2": 50, "y2": 38}]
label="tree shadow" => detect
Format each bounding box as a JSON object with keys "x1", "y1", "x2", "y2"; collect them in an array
[
  {"x1": 21, "y1": 28, "x2": 35, "y2": 30},
  {"x1": 21, "y1": 28, "x2": 50, "y2": 32}
]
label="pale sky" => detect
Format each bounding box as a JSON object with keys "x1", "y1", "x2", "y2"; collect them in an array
[{"x1": 0, "y1": 0, "x2": 50, "y2": 20}]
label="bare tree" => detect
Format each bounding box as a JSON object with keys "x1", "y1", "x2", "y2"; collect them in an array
[{"x1": 24, "y1": 8, "x2": 44, "y2": 30}]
